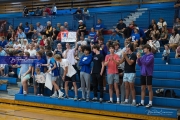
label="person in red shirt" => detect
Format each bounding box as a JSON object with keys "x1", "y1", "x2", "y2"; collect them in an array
[
  {"x1": 104, "y1": 45, "x2": 120, "y2": 104},
  {"x1": 40, "y1": 35, "x2": 47, "y2": 46},
  {"x1": 43, "y1": 5, "x2": 51, "y2": 16}
]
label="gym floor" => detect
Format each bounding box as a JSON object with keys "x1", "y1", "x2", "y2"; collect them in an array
[{"x1": 0, "y1": 104, "x2": 132, "y2": 120}]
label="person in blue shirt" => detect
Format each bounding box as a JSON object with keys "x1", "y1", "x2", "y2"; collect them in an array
[
  {"x1": 42, "y1": 51, "x2": 64, "y2": 98},
  {"x1": 24, "y1": 22, "x2": 30, "y2": 35},
  {"x1": 94, "y1": 19, "x2": 105, "y2": 32},
  {"x1": 88, "y1": 27, "x2": 96, "y2": 39},
  {"x1": 109, "y1": 31, "x2": 120, "y2": 42},
  {"x1": 131, "y1": 27, "x2": 140, "y2": 48},
  {"x1": 0, "y1": 36, "x2": 7, "y2": 48},
  {"x1": 0, "y1": 46, "x2": 6, "y2": 56},
  {"x1": 79, "y1": 45, "x2": 92, "y2": 102},
  {"x1": 32, "y1": 51, "x2": 45, "y2": 95},
  {"x1": 18, "y1": 28, "x2": 26, "y2": 39}
]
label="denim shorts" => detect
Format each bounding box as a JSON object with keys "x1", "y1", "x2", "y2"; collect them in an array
[
  {"x1": 123, "y1": 73, "x2": 136, "y2": 83},
  {"x1": 107, "y1": 74, "x2": 119, "y2": 85}
]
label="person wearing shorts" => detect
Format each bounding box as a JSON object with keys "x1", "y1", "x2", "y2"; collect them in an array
[
  {"x1": 120, "y1": 44, "x2": 137, "y2": 106},
  {"x1": 104, "y1": 45, "x2": 120, "y2": 104},
  {"x1": 32, "y1": 51, "x2": 45, "y2": 95},
  {"x1": 54, "y1": 54, "x2": 78, "y2": 100},
  {"x1": 136, "y1": 44, "x2": 154, "y2": 108},
  {"x1": 19, "y1": 52, "x2": 32, "y2": 95},
  {"x1": 42, "y1": 51, "x2": 64, "y2": 98}
]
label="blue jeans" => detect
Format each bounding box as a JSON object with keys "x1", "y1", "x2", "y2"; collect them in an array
[{"x1": 163, "y1": 55, "x2": 170, "y2": 63}]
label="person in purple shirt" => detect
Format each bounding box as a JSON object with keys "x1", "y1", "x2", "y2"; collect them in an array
[
  {"x1": 94, "y1": 19, "x2": 105, "y2": 32},
  {"x1": 136, "y1": 44, "x2": 154, "y2": 108}
]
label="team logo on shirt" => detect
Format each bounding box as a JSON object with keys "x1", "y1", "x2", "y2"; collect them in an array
[
  {"x1": 94, "y1": 57, "x2": 98, "y2": 60},
  {"x1": 82, "y1": 57, "x2": 88, "y2": 61}
]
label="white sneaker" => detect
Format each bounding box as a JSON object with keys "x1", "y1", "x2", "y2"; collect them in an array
[
  {"x1": 23, "y1": 91, "x2": 27, "y2": 95},
  {"x1": 71, "y1": 87, "x2": 74, "y2": 90},
  {"x1": 50, "y1": 93, "x2": 58, "y2": 98},
  {"x1": 166, "y1": 62, "x2": 168, "y2": 65},
  {"x1": 78, "y1": 88, "x2": 82, "y2": 91},
  {"x1": 61, "y1": 87, "x2": 64, "y2": 90},
  {"x1": 58, "y1": 92, "x2": 64, "y2": 99}
]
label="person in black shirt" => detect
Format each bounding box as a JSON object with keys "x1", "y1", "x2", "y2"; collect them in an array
[
  {"x1": 119, "y1": 44, "x2": 137, "y2": 106},
  {"x1": 23, "y1": 6, "x2": 29, "y2": 17},
  {"x1": 115, "y1": 19, "x2": 126, "y2": 37},
  {"x1": 77, "y1": 20, "x2": 86, "y2": 40},
  {"x1": 91, "y1": 45, "x2": 105, "y2": 103},
  {"x1": 74, "y1": 7, "x2": 82, "y2": 20}
]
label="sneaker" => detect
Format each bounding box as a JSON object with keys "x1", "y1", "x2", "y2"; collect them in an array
[
  {"x1": 136, "y1": 103, "x2": 144, "y2": 107},
  {"x1": 37, "y1": 94, "x2": 40, "y2": 96},
  {"x1": 23, "y1": 91, "x2": 27, "y2": 95},
  {"x1": 74, "y1": 97, "x2": 78, "y2": 101},
  {"x1": 71, "y1": 87, "x2": 74, "y2": 90},
  {"x1": 166, "y1": 62, "x2": 168, "y2": 65},
  {"x1": 86, "y1": 98, "x2": 89, "y2": 102},
  {"x1": 117, "y1": 101, "x2": 120, "y2": 104},
  {"x1": 106, "y1": 101, "x2": 113, "y2": 103},
  {"x1": 99, "y1": 98, "x2": 103, "y2": 103},
  {"x1": 78, "y1": 88, "x2": 82, "y2": 91},
  {"x1": 50, "y1": 93, "x2": 58, "y2": 98},
  {"x1": 58, "y1": 92, "x2": 64, "y2": 99},
  {"x1": 145, "y1": 104, "x2": 152, "y2": 108},
  {"x1": 91, "y1": 97, "x2": 98, "y2": 101},
  {"x1": 121, "y1": 101, "x2": 128, "y2": 104},
  {"x1": 41, "y1": 94, "x2": 43, "y2": 96},
  {"x1": 61, "y1": 87, "x2": 64, "y2": 90},
  {"x1": 131, "y1": 102, "x2": 136, "y2": 106},
  {"x1": 64, "y1": 95, "x2": 69, "y2": 99},
  {"x1": 79, "y1": 98, "x2": 85, "y2": 101}
]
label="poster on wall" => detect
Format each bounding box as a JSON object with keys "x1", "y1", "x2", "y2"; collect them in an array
[{"x1": 61, "y1": 32, "x2": 76, "y2": 42}]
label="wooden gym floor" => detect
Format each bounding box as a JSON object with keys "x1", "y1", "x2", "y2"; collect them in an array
[{"x1": 0, "y1": 103, "x2": 133, "y2": 120}]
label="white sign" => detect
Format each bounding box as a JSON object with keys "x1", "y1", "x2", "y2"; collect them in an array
[
  {"x1": 61, "y1": 32, "x2": 76, "y2": 42},
  {"x1": 45, "y1": 73, "x2": 53, "y2": 90}
]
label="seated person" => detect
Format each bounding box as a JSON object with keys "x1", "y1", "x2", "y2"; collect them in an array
[
  {"x1": 123, "y1": 24, "x2": 134, "y2": 39},
  {"x1": 147, "y1": 34, "x2": 160, "y2": 54},
  {"x1": 23, "y1": 6, "x2": 29, "y2": 17},
  {"x1": 145, "y1": 19, "x2": 156, "y2": 38},
  {"x1": 174, "y1": 17, "x2": 180, "y2": 33},
  {"x1": 159, "y1": 27, "x2": 168, "y2": 46},
  {"x1": 157, "y1": 18, "x2": 167, "y2": 30},
  {"x1": 83, "y1": 7, "x2": 90, "y2": 16},
  {"x1": 169, "y1": 28, "x2": 180, "y2": 51},
  {"x1": 94, "y1": 19, "x2": 105, "y2": 33},
  {"x1": 149, "y1": 24, "x2": 160, "y2": 40},
  {"x1": 43, "y1": 5, "x2": 51, "y2": 16},
  {"x1": 34, "y1": 7, "x2": 42, "y2": 16},
  {"x1": 127, "y1": 27, "x2": 140, "y2": 49},
  {"x1": 109, "y1": 31, "x2": 120, "y2": 42},
  {"x1": 175, "y1": 46, "x2": 180, "y2": 58},
  {"x1": 31, "y1": 30, "x2": 39, "y2": 43},
  {"x1": 115, "y1": 19, "x2": 126, "y2": 37},
  {"x1": 74, "y1": 7, "x2": 82, "y2": 20},
  {"x1": 74, "y1": 7, "x2": 82, "y2": 14},
  {"x1": 86, "y1": 27, "x2": 96, "y2": 43},
  {"x1": 77, "y1": 20, "x2": 86, "y2": 39},
  {"x1": 77, "y1": 36, "x2": 87, "y2": 46}
]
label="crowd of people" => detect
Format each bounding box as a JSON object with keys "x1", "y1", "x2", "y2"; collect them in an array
[{"x1": 0, "y1": 7, "x2": 180, "y2": 109}]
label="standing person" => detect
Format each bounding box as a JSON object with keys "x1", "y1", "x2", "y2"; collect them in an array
[
  {"x1": 52, "y1": 3, "x2": 57, "y2": 16},
  {"x1": 136, "y1": 44, "x2": 154, "y2": 108},
  {"x1": 91, "y1": 45, "x2": 105, "y2": 103},
  {"x1": 120, "y1": 44, "x2": 137, "y2": 106},
  {"x1": 35, "y1": 67, "x2": 45, "y2": 96},
  {"x1": 19, "y1": 52, "x2": 32, "y2": 95},
  {"x1": 78, "y1": 46, "x2": 92, "y2": 102},
  {"x1": 32, "y1": 51, "x2": 46, "y2": 95},
  {"x1": 174, "y1": 0, "x2": 180, "y2": 22},
  {"x1": 104, "y1": 45, "x2": 120, "y2": 103},
  {"x1": 42, "y1": 51, "x2": 64, "y2": 98},
  {"x1": 54, "y1": 54, "x2": 78, "y2": 100}
]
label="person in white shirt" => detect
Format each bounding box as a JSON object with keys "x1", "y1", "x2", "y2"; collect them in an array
[
  {"x1": 13, "y1": 41, "x2": 21, "y2": 50},
  {"x1": 36, "y1": 22, "x2": 44, "y2": 33},
  {"x1": 52, "y1": 3, "x2": 57, "y2": 15},
  {"x1": 28, "y1": 44, "x2": 36, "y2": 57},
  {"x1": 77, "y1": 36, "x2": 87, "y2": 46},
  {"x1": 21, "y1": 39, "x2": 28, "y2": 50},
  {"x1": 147, "y1": 34, "x2": 160, "y2": 54},
  {"x1": 54, "y1": 54, "x2": 78, "y2": 100},
  {"x1": 157, "y1": 18, "x2": 167, "y2": 30}
]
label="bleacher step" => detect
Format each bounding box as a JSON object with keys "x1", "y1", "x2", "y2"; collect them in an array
[{"x1": 0, "y1": 77, "x2": 17, "y2": 84}]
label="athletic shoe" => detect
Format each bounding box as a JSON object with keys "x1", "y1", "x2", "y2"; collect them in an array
[
  {"x1": 106, "y1": 101, "x2": 113, "y2": 103},
  {"x1": 37, "y1": 94, "x2": 40, "y2": 96},
  {"x1": 23, "y1": 91, "x2": 27, "y2": 95},
  {"x1": 78, "y1": 98, "x2": 86, "y2": 101},
  {"x1": 41, "y1": 94, "x2": 43, "y2": 96},
  {"x1": 86, "y1": 98, "x2": 89, "y2": 102},
  {"x1": 145, "y1": 104, "x2": 152, "y2": 108},
  {"x1": 64, "y1": 95, "x2": 69, "y2": 99},
  {"x1": 58, "y1": 92, "x2": 64, "y2": 99},
  {"x1": 91, "y1": 97, "x2": 98, "y2": 102},
  {"x1": 50, "y1": 93, "x2": 58, "y2": 98},
  {"x1": 99, "y1": 98, "x2": 103, "y2": 103},
  {"x1": 74, "y1": 97, "x2": 78, "y2": 101},
  {"x1": 71, "y1": 87, "x2": 74, "y2": 90},
  {"x1": 136, "y1": 103, "x2": 144, "y2": 107},
  {"x1": 131, "y1": 102, "x2": 136, "y2": 106},
  {"x1": 78, "y1": 88, "x2": 82, "y2": 91},
  {"x1": 117, "y1": 101, "x2": 120, "y2": 104},
  {"x1": 166, "y1": 62, "x2": 168, "y2": 65},
  {"x1": 121, "y1": 101, "x2": 128, "y2": 104}
]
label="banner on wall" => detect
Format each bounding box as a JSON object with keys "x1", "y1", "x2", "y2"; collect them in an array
[{"x1": 61, "y1": 32, "x2": 76, "y2": 42}]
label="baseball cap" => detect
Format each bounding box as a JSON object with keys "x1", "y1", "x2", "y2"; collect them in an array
[
  {"x1": 78, "y1": 20, "x2": 83, "y2": 23},
  {"x1": 134, "y1": 27, "x2": 139, "y2": 30}
]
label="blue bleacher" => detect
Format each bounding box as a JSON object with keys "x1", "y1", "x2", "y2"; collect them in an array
[{"x1": 141, "y1": 2, "x2": 175, "y2": 9}]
